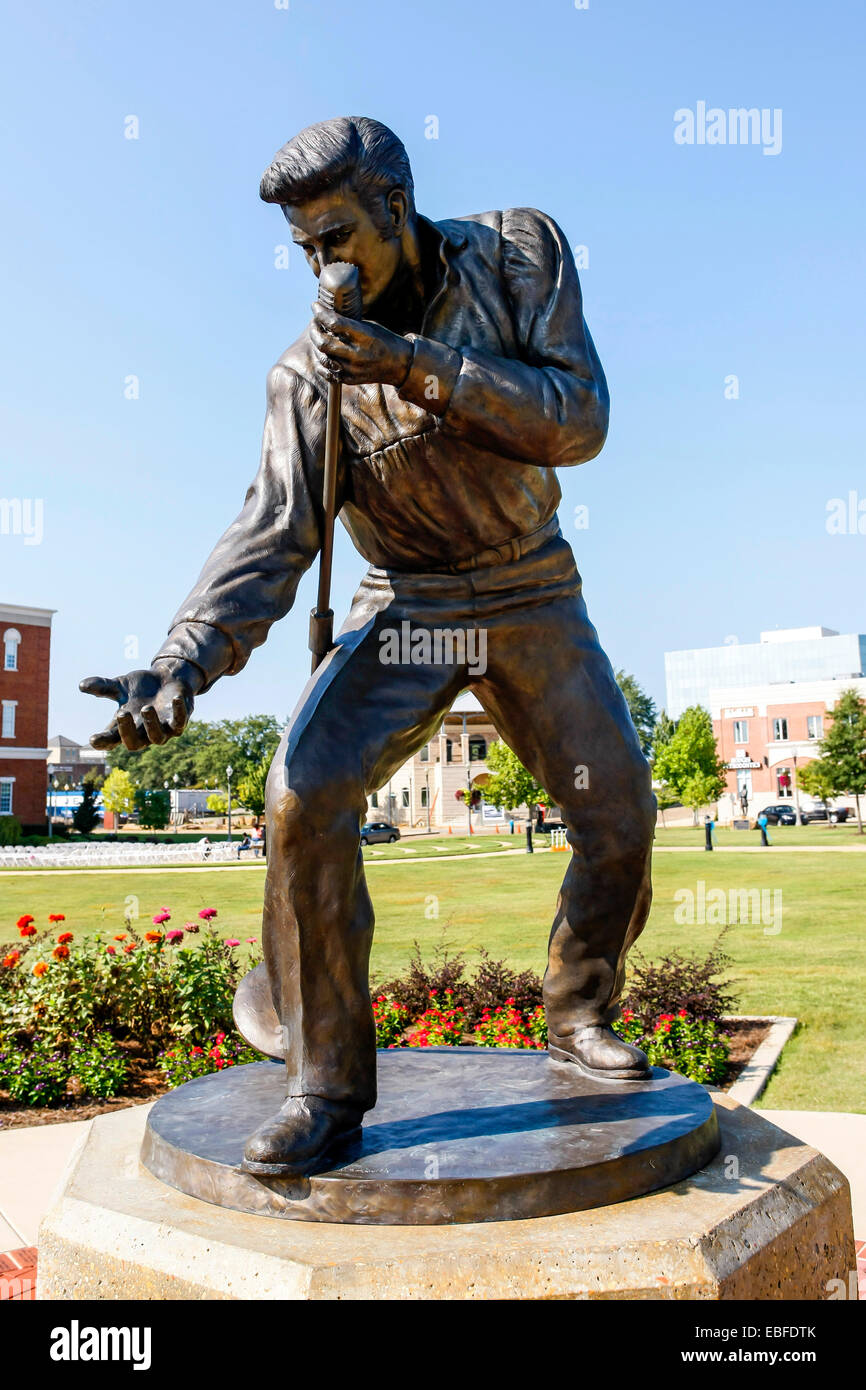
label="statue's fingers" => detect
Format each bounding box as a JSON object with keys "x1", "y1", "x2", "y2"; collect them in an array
[
  {"x1": 167, "y1": 694, "x2": 189, "y2": 735},
  {"x1": 80, "y1": 675, "x2": 124, "y2": 701},
  {"x1": 90, "y1": 719, "x2": 121, "y2": 750},
  {"x1": 117, "y1": 709, "x2": 147, "y2": 751},
  {"x1": 140, "y1": 705, "x2": 168, "y2": 745}
]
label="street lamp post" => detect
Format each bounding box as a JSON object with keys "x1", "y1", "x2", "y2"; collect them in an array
[
  {"x1": 49, "y1": 776, "x2": 58, "y2": 838},
  {"x1": 425, "y1": 767, "x2": 431, "y2": 834},
  {"x1": 173, "y1": 772, "x2": 179, "y2": 832},
  {"x1": 226, "y1": 764, "x2": 233, "y2": 842}
]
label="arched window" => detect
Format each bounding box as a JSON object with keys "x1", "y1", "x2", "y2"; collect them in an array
[{"x1": 3, "y1": 629, "x2": 21, "y2": 672}]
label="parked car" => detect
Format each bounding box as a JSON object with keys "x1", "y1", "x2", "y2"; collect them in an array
[
  {"x1": 799, "y1": 805, "x2": 850, "y2": 824},
  {"x1": 759, "y1": 805, "x2": 798, "y2": 826},
  {"x1": 360, "y1": 821, "x2": 400, "y2": 845}
]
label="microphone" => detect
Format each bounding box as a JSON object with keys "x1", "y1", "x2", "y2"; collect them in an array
[
  {"x1": 317, "y1": 261, "x2": 362, "y2": 319},
  {"x1": 309, "y1": 262, "x2": 362, "y2": 673}
]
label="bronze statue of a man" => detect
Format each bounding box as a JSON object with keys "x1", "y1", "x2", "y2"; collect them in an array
[{"x1": 82, "y1": 117, "x2": 656, "y2": 1176}]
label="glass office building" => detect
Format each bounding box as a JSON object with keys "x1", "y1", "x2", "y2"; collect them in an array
[{"x1": 664, "y1": 627, "x2": 866, "y2": 719}]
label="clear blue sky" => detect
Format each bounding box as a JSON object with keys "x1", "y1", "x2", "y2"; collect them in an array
[{"x1": 2, "y1": 0, "x2": 864, "y2": 740}]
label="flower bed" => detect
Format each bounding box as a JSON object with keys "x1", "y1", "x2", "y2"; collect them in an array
[
  {"x1": 0, "y1": 906, "x2": 265, "y2": 1120},
  {"x1": 2, "y1": 918, "x2": 749, "y2": 1123}
]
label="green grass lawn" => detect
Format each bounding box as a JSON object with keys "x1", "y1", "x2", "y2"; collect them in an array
[
  {"x1": 654, "y1": 822, "x2": 866, "y2": 848},
  {"x1": 3, "y1": 849, "x2": 863, "y2": 1112}
]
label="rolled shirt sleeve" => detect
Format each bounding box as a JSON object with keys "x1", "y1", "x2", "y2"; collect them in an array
[
  {"x1": 152, "y1": 363, "x2": 327, "y2": 692},
  {"x1": 397, "y1": 207, "x2": 609, "y2": 468}
]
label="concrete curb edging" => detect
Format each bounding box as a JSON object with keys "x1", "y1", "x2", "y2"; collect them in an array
[{"x1": 724, "y1": 1014, "x2": 798, "y2": 1107}]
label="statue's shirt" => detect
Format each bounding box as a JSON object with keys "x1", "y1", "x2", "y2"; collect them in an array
[{"x1": 155, "y1": 208, "x2": 608, "y2": 689}]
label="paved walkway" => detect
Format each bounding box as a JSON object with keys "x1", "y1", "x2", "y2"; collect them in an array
[
  {"x1": 0, "y1": 1104, "x2": 862, "y2": 1299},
  {"x1": 2, "y1": 841, "x2": 864, "y2": 880}
]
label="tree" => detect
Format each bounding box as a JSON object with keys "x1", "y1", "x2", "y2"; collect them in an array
[
  {"x1": 106, "y1": 714, "x2": 285, "y2": 791},
  {"x1": 237, "y1": 757, "x2": 270, "y2": 823},
  {"x1": 72, "y1": 783, "x2": 100, "y2": 835},
  {"x1": 134, "y1": 787, "x2": 170, "y2": 830},
  {"x1": 653, "y1": 706, "x2": 727, "y2": 823},
  {"x1": 614, "y1": 670, "x2": 657, "y2": 757},
  {"x1": 652, "y1": 709, "x2": 677, "y2": 758},
  {"x1": 654, "y1": 781, "x2": 680, "y2": 828},
  {"x1": 482, "y1": 739, "x2": 551, "y2": 815},
  {"x1": 809, "y1": 688, "x2": 866, "y2": 833},
  {"x1": 797, "y1": 758, "x2": 836, "y2": 812},
  {"x1": 194, "y1": 716, "x2": 284, "y2": 786},
  {"x1": 101, "y1": 768, "x2": 136, "y2": 827}
]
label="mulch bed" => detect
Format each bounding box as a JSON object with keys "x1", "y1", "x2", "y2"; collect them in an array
[
  {"x1": 0, "y1": 1019, "x2": 775, "y2": 1130},
  {"x1": 718, "y1": 1017, "x2": 772, "y2": 1090}
]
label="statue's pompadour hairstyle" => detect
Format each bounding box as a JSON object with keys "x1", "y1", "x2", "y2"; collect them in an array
[{"x1": 260, "y1": 117, "x2": 415, "y2": 227}]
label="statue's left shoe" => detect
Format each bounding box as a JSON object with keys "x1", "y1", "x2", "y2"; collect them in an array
[
  {"x1": 548, "y1": 1024, "x2": 650, "y2": 1081},
  {"x1": 240, "y1": 1094, "x2": 364, "y2": 1176}
]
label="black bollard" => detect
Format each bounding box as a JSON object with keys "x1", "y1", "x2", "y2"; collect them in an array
[{"x1": 526, "y1": 823, "x2": 533, "y2": 854}]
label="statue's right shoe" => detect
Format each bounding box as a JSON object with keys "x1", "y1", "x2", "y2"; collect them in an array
[{"x1": 241, "y1": 1095, "x2": 364, "y2": 1177}]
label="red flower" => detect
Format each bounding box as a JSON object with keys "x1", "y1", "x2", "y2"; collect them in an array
[
  {"x1": 114, "y1": 933, "x2": 127, "y2": 941},
  {"x1": 144, "y1": 930, "x2": 163, "y2": 944},
  {"x1": 18, "y1": 922, "x2": 37, "y2": 938},
  {"x1": 106, "y1": 946, "x2": 116, "y2": 956},
  {"x1": 32, "y1": 960, "x2": 48, "y2": 977},
  {"x1": 124, "y1": 943, "x2": 136, "y2": 954},
  {"x1": 16, "y1": 915, "x2": 34, "y2": 930},
  {"x1": 677, "y1": 1009, "x2": 688, "y2": 1019},
  {"x1": 48, "y1": 913, "x2": 66, "y2": 923},
  {"x1": 52, "y1": 944, "x2": 70, "y2": 960},
  {"x1": 2, "y1": 951, "x2": 21, "y2": 968},
  {"x1": 56, "y1": 931, "x2": 73, "y2": 944}
]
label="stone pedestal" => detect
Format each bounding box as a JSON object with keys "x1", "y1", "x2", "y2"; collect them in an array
[{"x1": 38, "y1": 1090, "x2": 856, "y2": 1300}]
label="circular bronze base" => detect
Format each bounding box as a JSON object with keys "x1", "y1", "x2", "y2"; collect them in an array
[{"x1": 141, "y1": 1049, "x2": 720, "y2": 1225}]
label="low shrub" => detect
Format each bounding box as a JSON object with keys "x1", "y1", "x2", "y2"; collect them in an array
[
  {"x1": 0, "y1": 1030, "x2": 129, "y2": 1105},
  {"x1": 621, "y1": 934, "x2": 737, "y2": 1029},
  {"x1": 615, "y1": 1009, "x2": 729, "y2": 1085},
  {"x1": 405, "y1": 994, "x2": 467, "y2": 1046},
  {"x1": 156, "y1": 1032, "x2": 262, "y2": 1087},
  {"x1": 67, "y1": 1032, "x2": 129, "y2": 1098},
  {"x1": 0, "y1": 815, "x2": 23, "y2": 846},
  {"x1": 372, "y1": 994, "x2": 409, "y2": 1047},
  {"x1": 378, "y1": 942, "x2": 472, "y2": 1020},
  {"x1": 0, "y1": 1037, "x2": 69, "y2": 1106},
  {"x1": 475, "y1": 1000, "x2": 544, "y2": 1049}
]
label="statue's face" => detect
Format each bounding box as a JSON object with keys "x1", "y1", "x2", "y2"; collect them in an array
[{"x1": 285, "y1": 184, "x2": 405, "y2": 310}]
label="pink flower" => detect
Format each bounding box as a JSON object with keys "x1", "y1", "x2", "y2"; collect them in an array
[
  {"x1": 165, "y1": 929, "x2": 184, "y2": 943},
  {"x1": 198, "y1": 908, "x2": 217, "y2": 920},
  {"x1": 106, "y1": 946, "x2": 116, "y2": 955},
  {"x1": 225, "y1": 938, "x2": 240, "y2": 948},
  {"x1": 245, "y1": 937, "x2": 257, "y2": 944},
  {"x1": 152, "y1": 911, "x2": 171, "y2": 925}
]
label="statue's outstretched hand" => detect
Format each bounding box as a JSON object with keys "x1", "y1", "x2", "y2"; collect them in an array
[{"x1": 79, "y1": 666, "x2": 195, "y2": 751}]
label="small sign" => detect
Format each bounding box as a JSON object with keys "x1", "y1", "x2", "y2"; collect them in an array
[{"x1": 733, "y1": 818, "x2": 751, "y2": 830}]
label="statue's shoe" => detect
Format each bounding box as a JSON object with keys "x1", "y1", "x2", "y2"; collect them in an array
[
  {"x1": 548, "y1": 1024, "x2": 650, "y2": 1081},
  {"x1": 241, "y1": 1095, "x2": 364, "y2": 1176}
]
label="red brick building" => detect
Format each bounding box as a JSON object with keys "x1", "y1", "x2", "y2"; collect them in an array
[
  {"x1": 710, "y1": 677, "x2": 866, "y2": 819},
  {"x1": 0, "y1": 603, "x2": 54, "y2": 830}
]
